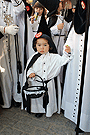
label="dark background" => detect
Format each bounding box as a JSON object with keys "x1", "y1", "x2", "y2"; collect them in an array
[{"x1": 71, "y1": 0, "x2": 77, "y2": 5}]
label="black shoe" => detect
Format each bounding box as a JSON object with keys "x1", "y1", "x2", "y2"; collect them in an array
[
  {"x1": 12, "y1": 99, "x2": 21, "y2": 107},
  {"x1": 75, "y1": 127, "x2": 84, "y2": 133},
  {"x1": 61, "y1": 109, "x2": 64, "y2": 114},
  {"x1": 35, "y1": 113, "x2": 43, "y2": 118}
]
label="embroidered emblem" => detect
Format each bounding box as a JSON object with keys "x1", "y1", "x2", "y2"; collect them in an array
[
  {"x1": 26, "y1": 6, "x2": 30, "y2": 11},
  {"x1": 35, "y1": 32, "x2": 42, "y2": 38},
  {"x1": 81, "y1": 1, "x2": 86, "y2": 9}
]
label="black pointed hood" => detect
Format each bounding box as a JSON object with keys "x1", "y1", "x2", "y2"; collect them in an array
[
  {"x1": 74, "y1": 0, "x2": 87, "y2": 34},
  {"x1": 37, "y1": 12, "x2": 51, "y2": 37}
]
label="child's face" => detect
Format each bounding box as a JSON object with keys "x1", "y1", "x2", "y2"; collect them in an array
[
  {"x1": 35, "y1": 7, "x2": 44, "y2": 16},
  {"x1": 36, "y1": 38, "x2": 49, "y2": 54}
]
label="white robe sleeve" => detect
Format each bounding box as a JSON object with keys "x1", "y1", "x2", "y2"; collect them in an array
[
  {"x1": 50, "y1": 25, "x2": 60, "y2": 35},
  {"x1": 30, "y1": 16, "x2": 41, "y2": 32},
  {"x1": 47, "y1": 53, "x2": 73, "y2": 80}
]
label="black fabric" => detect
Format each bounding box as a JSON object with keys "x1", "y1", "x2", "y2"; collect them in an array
[
  {"x1": 14, "y1": 34, "x2": 22, "y2": 93},
  {"x1": 4, "y1": 0, "x2": 11, "y2": 2},
  {"x1": 25, "y1": 2, "x2": 32, "y2": 18},
  {"x1": 48, "y1": 15, "x2": 58, "y2": 29},
  {"x1": 43, "y1": 91, "x2": 49, "y2": 111},
  {"x1": 0, "y1": 87, "x2": 4, "y2": 105},
  {"x1": 37, "y1": 12, "x2": 51, "y2": 37},
  {"x1": 74, "y1": 0, "x2": 87, "y2": 34},
  {"x1": 24, "y1": 9, "x2": 27, "y2": 69},
  {"x1": 54, "y1": 77, "x2": 58, "y2": 108},
  {"x1": 22, "y1": 0, "x2": 32, "y2": 69},
  {"x1": 26, "y1": 53, "x2": 41, "y2": 72},
  {"x1": 0, "y1": 32, "x2": 4, "y2": 39},
  {"x1": 27, "y1": 95, "x2": 31, "y2": 113},
  {"x1": 64, "y1": 9, "x2": 74, "y2": 23}
]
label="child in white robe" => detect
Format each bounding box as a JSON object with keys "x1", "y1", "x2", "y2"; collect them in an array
[
  {"x1": 30, "y1": 1, "x2": 49, "y2": 36},
  {"x1": 22, "y1": 32, "x2": 73, "y2": 118}
]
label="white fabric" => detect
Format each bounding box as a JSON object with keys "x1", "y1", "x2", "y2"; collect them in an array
[
  {"x1": 50, "y1": 15, "x2": 72, "y2": 83},
  {"x1": 61, "y1": 26, "x2": 90, "y2": 132},
  {"x1": 0, "y1": 26, "x2": 4, "y2": 33},
  {"x1": 22, "y1": 51, "x2": 73, "y2": 117},
  {"x1": 30, "y1": 16, "x2": 41, "y2": 36}
]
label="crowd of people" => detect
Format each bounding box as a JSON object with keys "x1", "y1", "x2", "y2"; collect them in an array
[{"x1": 0, "y1": 0, "x2": 90, "y2": 133}]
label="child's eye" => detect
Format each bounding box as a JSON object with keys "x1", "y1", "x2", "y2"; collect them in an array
[
  {"x1": 44, "y1": 44, "x2": 47, "y2": 46},
  {"x1": 40, "y1": 8, "x2": 43, "y2": 10},
  {"x1": 37, "y1": 44, "x2": 41, "y2": 46}
]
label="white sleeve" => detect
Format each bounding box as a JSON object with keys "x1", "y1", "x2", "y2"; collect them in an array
[
  {"x1": 50, "y1": 25, "x2": 60, "y2": 35},
  {"x1": 47, "y1": 53, "x2": 73, "y2": 80},
  {"x1": 30, "y1": 21, "x2": 39, "y2": 31}
]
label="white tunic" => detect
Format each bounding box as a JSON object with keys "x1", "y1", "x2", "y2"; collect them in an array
[
  {"x1": 22, "y1": 51, "x2": 73, "y2": 117},
  {"x1": 62, "y1": 26, "x2": 90, "y2": 132}
]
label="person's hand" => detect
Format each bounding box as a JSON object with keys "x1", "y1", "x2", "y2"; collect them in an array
[
  {"x1": 30, "y1": 16, "x2": 35, "y2": 24},
  {"x1": 5, "y1": 24, "x2": 19, "y2": 35},
  {"x1": 29, "y1": 73, "x2": 35, "y2": 78},
  {"x1": 65, "y1": 45, "x2": 71, "y2": 53},
  {"x1": 26, "y1": 0, "x2": 33, "y2": 4},
  {"x1": 57, "y1": 23, "x2": 64, "y2": 30}
]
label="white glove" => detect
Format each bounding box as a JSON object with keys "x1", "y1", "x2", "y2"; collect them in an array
[{"x1": 5, "y1": 24, "x2": 19, "y2": 35}]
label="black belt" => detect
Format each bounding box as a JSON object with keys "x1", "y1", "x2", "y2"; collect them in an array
[{"x1": 54, "y1": 34, "x2": 65, "y2": 36}]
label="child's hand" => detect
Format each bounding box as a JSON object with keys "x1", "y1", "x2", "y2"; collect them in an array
[
  {"x1": 57, "y1": 23, "x2": 64, "y2": 30},
  {"x1": 29, "y1": 73, "x2": 35, "y2": 78},
  {"x1": 65, "y1": 45, "x2": 71, "y2": 53},
  {"x1": 26, "y1": 0, "x2": 33, "y2": 4},
  {"x1": 30, "y1": 16, "x2": 35, "y2": 24}
]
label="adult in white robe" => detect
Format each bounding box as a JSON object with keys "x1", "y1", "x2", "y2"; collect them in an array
[
  {"x1": 0, "y1": 0, "x2": 25, "y2": 108},
  {"x1": 61, "y1": 26, "x2": 90, "y2": 132}
]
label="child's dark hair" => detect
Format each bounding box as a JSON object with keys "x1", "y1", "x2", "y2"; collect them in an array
[{"x1": 32, "y1": 1, "x2": 46, "y2": 15}]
